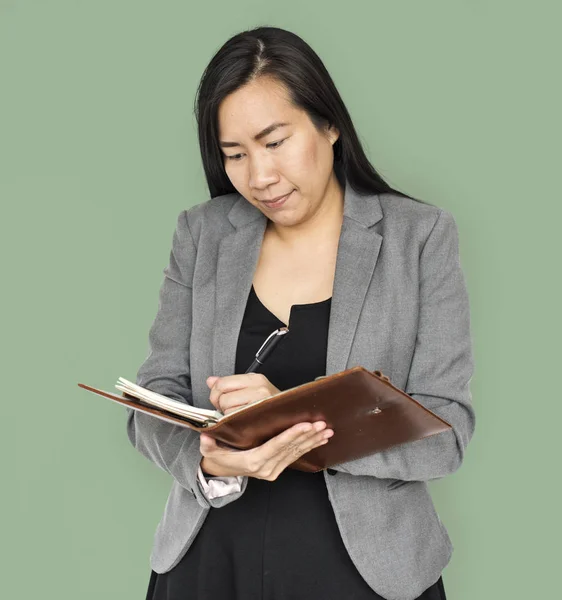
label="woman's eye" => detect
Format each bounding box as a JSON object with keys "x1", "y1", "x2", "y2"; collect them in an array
[
  {"x1": 225, "y1": 138, "x2": 286, "y2": 161},
  {"x1": 267, "y1": 139, "x2": 285, "y2": 149}
]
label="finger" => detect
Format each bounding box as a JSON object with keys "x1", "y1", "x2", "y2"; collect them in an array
[
  {"x1": 219, "y1": 387, "x2": 269, "y2": 414},
  {"x1": 278, "y1": 425, "x2": 331, "y2": 460},
  {"x1": 208, "y1": 373, "x2": 267, "y2": 407},
  {"x1": 211, "y1": 424, "x2": 330, "y2": 480},
  {"x1": 271, "y1": 428, "x2": 334, "y2": 477},
  {"x1": 208, "y1": 375, "x2": 249, "y2": 408},
  {"x1": 292, "y1": 427, "x2": 333, "y2": 456},
  {"x1": 252, "y1": 422, "x2": 323, "y2": 464}
]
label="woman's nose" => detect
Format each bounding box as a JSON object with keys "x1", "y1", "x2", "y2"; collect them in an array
[{"x1": 248, "y1": 153, "x2": 279, "y2": 189}]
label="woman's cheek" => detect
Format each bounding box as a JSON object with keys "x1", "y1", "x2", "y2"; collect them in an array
[{"x1": 283, "y1": 144, "x2": 316, "y2": 177}]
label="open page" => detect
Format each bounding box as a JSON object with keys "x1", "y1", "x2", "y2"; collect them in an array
[
  {"x1": 115, "y1": 377, "x2": 313, "y2": 425},
  {"x1": 115, "y1": 378, "x2": 223, "y2": 424}
]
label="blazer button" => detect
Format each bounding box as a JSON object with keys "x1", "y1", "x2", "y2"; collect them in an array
[{"x1": 327, "y1": 468, "x2": 337, "y2": 476}]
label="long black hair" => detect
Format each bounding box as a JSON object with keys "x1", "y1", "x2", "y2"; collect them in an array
[{"x1": 194, "y1": 26, "x2": 428, "y2": 204}]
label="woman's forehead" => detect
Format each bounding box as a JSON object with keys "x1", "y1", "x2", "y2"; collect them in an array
[{"x1": 218, "y1": 80, "x2": 304, "y2": 136}]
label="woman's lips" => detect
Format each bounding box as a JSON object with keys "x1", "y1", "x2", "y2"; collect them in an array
[{"x1": 262, "y1": 190, "x2": 293, "y2": 209}]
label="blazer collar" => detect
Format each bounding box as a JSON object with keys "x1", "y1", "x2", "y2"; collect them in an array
[{"x1": 212, "y1": 178, "x2": 384, "y2": 379}]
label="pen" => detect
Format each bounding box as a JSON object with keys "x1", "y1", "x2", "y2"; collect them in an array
[{"x1": 244, "y1": 327, "x2": 289, "y2": 373}]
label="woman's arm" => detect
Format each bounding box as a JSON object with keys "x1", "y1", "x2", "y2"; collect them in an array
[
  {"x1": 331, "y1": 209, "x2": 476, "y2": 481},
  {"x1": 125, "y1": 210, "x2": 249, "y2": 508}
]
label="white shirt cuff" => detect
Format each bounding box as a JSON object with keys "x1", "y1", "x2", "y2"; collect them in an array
[{"x1": 197, "y1": 465, "x2": 244, "y2": 500}]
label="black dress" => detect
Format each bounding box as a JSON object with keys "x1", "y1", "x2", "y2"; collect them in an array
[{"x1": 146, "y1": 285, "x2": 447, "y2": 600}]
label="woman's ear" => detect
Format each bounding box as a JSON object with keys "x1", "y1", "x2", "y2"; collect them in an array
[{"x1": 327, "y1": 123, "x2": 340, "y2": 145}]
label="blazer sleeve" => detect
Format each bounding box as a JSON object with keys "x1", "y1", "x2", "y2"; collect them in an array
[
  {"x1": 332, "y1": 209, "x2": 476, "y2": 481},
  {"x1": 124, "y1": 210, "x2": 249, "y2": 508}
]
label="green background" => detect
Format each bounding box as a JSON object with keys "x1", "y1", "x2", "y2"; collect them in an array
[{"x1": 2, "y1": 1, "x2": 560, "y2": 598}]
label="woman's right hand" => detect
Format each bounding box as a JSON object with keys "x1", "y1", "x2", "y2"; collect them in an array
[{"x1": 199, "y1": 421, "x2": 333, "y2": 481}]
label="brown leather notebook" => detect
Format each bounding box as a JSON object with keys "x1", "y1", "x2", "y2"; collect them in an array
[{"x1": 77, "y1": 367, "x2": 451, "y2": 473}]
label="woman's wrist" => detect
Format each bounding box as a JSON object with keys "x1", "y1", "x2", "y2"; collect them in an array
[
  {"x1": 200, "y1": 456, "x2": 220, "y2": 477},
  {"x1": 200, "y1": 456, "x2": 246, "y2": 479}
]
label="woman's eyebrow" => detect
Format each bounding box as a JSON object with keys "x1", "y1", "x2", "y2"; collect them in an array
[{"x1": 219, "y1": 122, "x2": 291, "y2": 148}]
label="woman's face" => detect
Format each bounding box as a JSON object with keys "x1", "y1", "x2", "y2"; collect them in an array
[{"x1": 217, "y1": 77, "x2": 340, "y2": 229}]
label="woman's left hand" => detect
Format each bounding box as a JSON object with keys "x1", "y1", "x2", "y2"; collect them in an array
[{"x1": 206, "y1": 373, "x2": 281, "y2": 415}]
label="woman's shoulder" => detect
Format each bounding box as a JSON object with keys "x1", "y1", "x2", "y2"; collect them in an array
[
  {"x1": 184, "y1": 191, "x2": 239, "y2": 222},
  {"x1": 377, "y1": 191, "x2": 456, "y2": 240},
  {"x1": 378, "y1": 191, "x2": 445, "y2": 221},
  {"x1": 177, "y1": 191, "x2": 241, "y2": 242}
]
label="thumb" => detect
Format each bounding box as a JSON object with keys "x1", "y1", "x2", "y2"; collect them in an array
[
  {"x1": 200, "y1": 433, "x2": 217, "y2": 454},
  {"x1": 206, "y1": 375, "x2": 220, "y2": 388}
]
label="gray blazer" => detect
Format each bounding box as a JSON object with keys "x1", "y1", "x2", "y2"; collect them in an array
[{"x1": 126, "y1": 179, "x2": 475, "y2": 600}]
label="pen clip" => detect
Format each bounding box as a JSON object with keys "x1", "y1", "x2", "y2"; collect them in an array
[{"x1": 255, "y1": 327, "x2": 289, "y2": 356}]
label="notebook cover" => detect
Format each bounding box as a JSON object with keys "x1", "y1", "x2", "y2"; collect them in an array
[{"x1": 77, "y1": 366, "x2": 451, "y2": 472}]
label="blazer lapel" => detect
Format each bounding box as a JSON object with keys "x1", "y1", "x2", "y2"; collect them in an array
[
  {"x1": 212, "y1": 201, "x2": 267, "y2": 377},
  {"x1": 326, "y1": 195, "x2": 382, "y2": 376},
  {"x1": 212, "y1": 179, "x2": 383, "y2": 378}
]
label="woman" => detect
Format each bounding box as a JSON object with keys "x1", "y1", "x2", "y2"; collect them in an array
[{"x1": 127, "y1": 26, "x2": 475, "y2": 600}]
